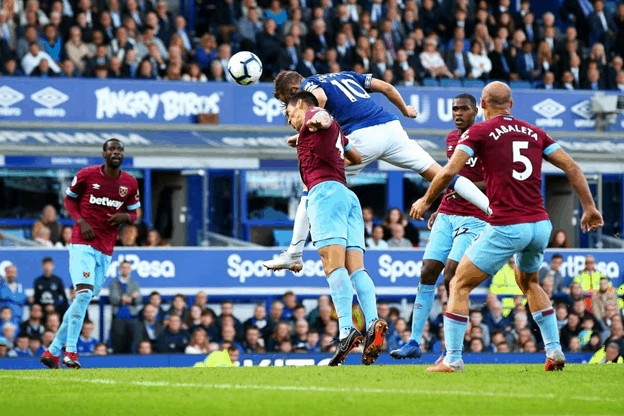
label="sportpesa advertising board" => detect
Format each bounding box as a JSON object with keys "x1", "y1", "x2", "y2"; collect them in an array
[
  {"x1": 0, "y1": 78, "x2": 620, "y2": 130},
  {"x1": 0, "y1": 248, "x2": 621, "y2": 295}
]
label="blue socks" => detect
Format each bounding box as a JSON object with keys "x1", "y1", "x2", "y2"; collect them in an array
[
  {"x1": 328, "y1": 268, "x2": 354, "y2": 339},
  {"x1": 443, "y1": 312, "x2": 468, "y2": 364},
  {"x1": 65, "y1": 289, "x2": 93, "y2": 353},
  {"x1": 350, "y1": 269, "x2": 378, "y2": 330},
  {"x1": 410, "y1": 283, "x2": 436, "y2": 344},
  {"x1": 49, "y1": 309, "x2": 71, "y2": 356},
  {"x1": 532, "y1": 307, "x2": 561, "y2": 355}
]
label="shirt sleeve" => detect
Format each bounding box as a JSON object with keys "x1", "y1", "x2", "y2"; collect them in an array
[
  {"x1": 346, "y1": 71, "x2": 373, "y2": 92},
  {"x1": 341, "y1": 129, "x2": 350, "y2": 151},
  {"x1": 66, "y1": 168, "x2": 88, "y2": 198},
  {"x1": 541, "y1": 132, "x2": 561, "y2": 157},
  {"x1": 456, "y1": 125, "x2": 482, "y2": 158},
  {"x1": 127, "y1": 181, "x2": 141, "y2": 211},
  {"x1": 301, "y1": 77, "x2": 321, "y2": 92}
]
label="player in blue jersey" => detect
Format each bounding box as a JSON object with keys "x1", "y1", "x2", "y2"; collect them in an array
[
  {"x1": 264, "y1": 71, "x2": 491, "y2": 273},
  {"x1": 391, "y1": 93, "x2": 488, "y2": 360}
]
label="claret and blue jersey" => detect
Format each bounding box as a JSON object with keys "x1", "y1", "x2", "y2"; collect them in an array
[{"x1": 300, "y1": 72, "x2": 397, "y2": 135}]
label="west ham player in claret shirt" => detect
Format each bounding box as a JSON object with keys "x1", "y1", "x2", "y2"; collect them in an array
[
  {"x1": 41, "y1": 139, "x2": 140, "y2": 370},
  {"x1": 285, "y1": 91, "x2": 388, "y2": 367},
  {"x1": 392, "y1": 94, "x2": 488, "y2": 361},
  {"x1": 411, "y1": 82, "x2": 604, "y2": 373}
]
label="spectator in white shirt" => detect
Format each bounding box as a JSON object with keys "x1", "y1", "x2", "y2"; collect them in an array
[
  {"x1": 366, "y1": 226, "x2": 389, "y2": 250},
  {"x1": 21, "y1": 42, "x2": 61, "y2": 75},
  {"x1": 467, "y1": 40, "x2": 492, "y2": 80},
  {"x1": 419, "y1": 38, "x2": 452, "y2": 78}
]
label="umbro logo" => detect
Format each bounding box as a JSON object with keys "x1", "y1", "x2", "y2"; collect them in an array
[
  {"x1": 0, "y1": 86, "x2": 25, "y2": 108},
  {"x1": 448, "y1": 145, "x2": 453, "y2": 152},
  {"x1": 571, "y1": 100, "x2": 592, "y2": 120},
  {"x1": 31, "y1": 87, "x2": 69, "y2": 108},
  {"x1": 532, "y1": 99, "x2": 565, "y2": 119},
  {"x1": 93, "y1": 184, "x2": 100, "y2": 189}
]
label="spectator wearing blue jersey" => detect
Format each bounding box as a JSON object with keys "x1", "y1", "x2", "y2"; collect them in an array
[
  {"x1": 7, "y1": 334, "x2": 32, "y2": 357},
  {"x1": 30, "y1": 335, "x2": 45, "y2": 356},
  {"x1": 265, "y1": 0, "x2": 287, "y2": 29},
  {"x1": 0, "y1": 264, "x2": 27, "y2": 323},
  {"x1": 77, "y1": 320, "x2": 99, "y2": 355},
  {"x1": 0, "y1": 336, "x2": 9, "y2": 357},
  {"x1": 42, "y1": 24, "x2": 62, "y2": 62},
  {"x1": 156, "y1": 314, "x2": 189, "y2": 353}
]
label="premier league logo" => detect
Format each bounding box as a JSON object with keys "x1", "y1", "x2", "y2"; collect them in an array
[{"x1": 119, "y1": 186, "x2": 128, "y2": 197}]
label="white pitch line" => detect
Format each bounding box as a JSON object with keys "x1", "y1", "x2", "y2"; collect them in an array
[{"x1": 0, "y1": 374, "x2": 619, "y2": 404}]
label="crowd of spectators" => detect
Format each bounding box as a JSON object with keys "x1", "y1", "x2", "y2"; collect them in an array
[
  {"x1": 363, "y1": 206, "x2": 421, "y2": 248},
  {"x1": 28, "y1": 204, "x2": 170, "y2": 247},
  {"x1": 1, "y1": 253, "x2": 623, "y2": 361},
  {"x1": 2, "y1": 0, "x2": 624, "y2": 89}
]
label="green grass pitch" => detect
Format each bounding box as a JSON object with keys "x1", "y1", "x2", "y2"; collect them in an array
[{"x1": 1, "y1": 364, "x2": 622, "y2": 416}]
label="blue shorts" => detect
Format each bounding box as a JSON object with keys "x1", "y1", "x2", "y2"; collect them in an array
[
  {"x1": 423, "y1": 214, "x2": 487, "y2": 264},
  {"x1": 465, "y1": 220, "x2": 553, "y2": 276},
  {"x1": 69, "y1": 244, "x2": 112, "y2": 296},
  {"x1": 306, "y1": 181, "x2": 365, "y2": 251}
]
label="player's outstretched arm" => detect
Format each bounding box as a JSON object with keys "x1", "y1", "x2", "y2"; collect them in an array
[
  {"x1": 369, "y1": 79, "x2": 417, "y2": 118},
  {"x1": 410, "y1": 149, "x2": 469, "y2": 220},
  {"x1": 545, "y1": 148, "x2": 604, "y2": 232},
  {"x1": 345, "y1": 145, "x2": 362, "y2": 166}
]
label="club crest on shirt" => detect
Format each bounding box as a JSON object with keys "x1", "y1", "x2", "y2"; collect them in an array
[
  {"x1": 119, "y1": 186, "x2": 128, "y2": 197},
  {"x1": 83, "y1": 272, "x2": 90, "y2": 278}
]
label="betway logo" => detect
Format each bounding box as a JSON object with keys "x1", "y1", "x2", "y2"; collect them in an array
[{"x1": 89, "y1": 194, "x2": 123, "y2": 209}]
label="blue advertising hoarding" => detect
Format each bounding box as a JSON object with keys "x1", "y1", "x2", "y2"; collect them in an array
[
  {"x1": 0, "y1": 78, "x2": 621, "y2": 130},
  {"x1": 1, "y1": 129, "x2": 624, "y2": 157},
  {"x1": 0, "y1": 248, "x2": 621, "y2": 295}
]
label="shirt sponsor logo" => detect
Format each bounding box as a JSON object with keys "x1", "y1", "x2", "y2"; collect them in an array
[
  {"x1": 0, "y1": 86, "x2": 25, "y2": 117},
  {"x1": 31, "y1": 87, "x2": 69, "y2": 117},
  {"x1": 95, "y1": 88, "x2": 222, "y2": 121},
  {"x1": 532, "y1": 98, "x2": 565, "y2": 127},
  {"x1": 89, "y1": 194, "x2": 123, "y2": 209}
]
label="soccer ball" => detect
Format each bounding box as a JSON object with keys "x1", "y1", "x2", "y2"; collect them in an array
[{"x1": 227, "y1": 51, "x2": 263, "y2": 86}]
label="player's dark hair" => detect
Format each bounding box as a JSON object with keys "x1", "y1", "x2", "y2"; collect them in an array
[
  {"x1": 552, "y1": 253, "x2": 563, "y2": 260},
  {"x1": 273, "y1": 70, "x2": 305, "y2": 102},
  {"x1": 454, "y1": 93, "x2": 477, "y2": 108},
  {"x1": 103, "y1": 138, "x2": 124, "y2": 151},
  {"x1": 41, "y1": 257, "x2": 53, "y2": 265},
  {"x1": 287, "y1": 90, "x2": 319, "y2": 108}
]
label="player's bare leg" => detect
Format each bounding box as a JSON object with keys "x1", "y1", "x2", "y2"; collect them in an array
[
  {"x1": 515, "y1": 268, "x2": 565, "y2": 371},
  {"x1": 346, "y1": 249, "x2": 386, "y2": 365},
  {"x1": 319, "y1": 245, "x2": 363, "y2": 366},
  {"x1": 427, "y1": 257, "x2": 488, "y2": 372}
]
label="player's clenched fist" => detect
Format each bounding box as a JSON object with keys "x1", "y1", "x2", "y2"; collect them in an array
[
  {"x1": 286, "y1": 134, "x2": 298, "y2": 148},
  {"x1": 403, "y1": 105, "x2": 418, "y2": 119},
  {"x1": 77, "y1": 218, "x2": 95, "y2": 240},
  {"x1": 580, "y1": 207, "x2": 604, "y2": 233}
]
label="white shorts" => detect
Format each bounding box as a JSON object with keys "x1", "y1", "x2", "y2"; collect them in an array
[{"x1": 344, "y1": 119, "x2": 436, "y2": 178}]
